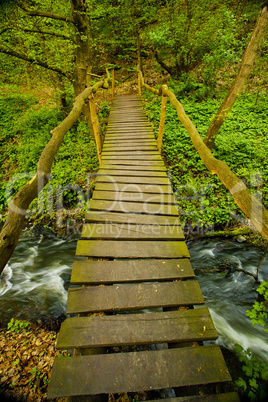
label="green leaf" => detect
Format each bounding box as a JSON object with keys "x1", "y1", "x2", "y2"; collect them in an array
[{"x1": 236, "y1": 377, "x2": 247, "y2": 391}]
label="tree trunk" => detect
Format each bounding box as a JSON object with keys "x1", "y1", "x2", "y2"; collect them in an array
[
  {"x1": 70, "y1": 0, "x2": 95, "y2": 139},
  {"x1": 70, "y1": 0, "x2": 92, "y2": 95},
  {"x1": 204, "y1": 5, "x2": 268, "y2": 150}
]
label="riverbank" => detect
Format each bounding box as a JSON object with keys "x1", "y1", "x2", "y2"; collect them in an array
[
  {"x1": 0, "y1": 321, "x2": 65, "y2": 401},
  {"x1": 0, "y1": 320, "x2": 242, "y2": 402}
]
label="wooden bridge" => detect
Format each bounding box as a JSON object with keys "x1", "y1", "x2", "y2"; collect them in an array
[{"x1": 48, "y1": 95, "x2": 239, "y2": 401}]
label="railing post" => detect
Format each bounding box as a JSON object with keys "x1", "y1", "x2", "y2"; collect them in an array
[
  {"x1": 111, "y1": 68, "x2": 115, "y2": 100},
  {"x1": 138, "y1": 71, "x2": 142, "y2": 96},
  {"x1": 157, "y1": 94, "x2": 167, "y2": 153},
  {"x1": 89, "y1": 95, "x2": 102, "y2": 164}
]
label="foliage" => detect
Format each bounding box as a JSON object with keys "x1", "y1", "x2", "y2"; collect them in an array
[
  {"x1": 0, "y1": 91, "x2": 103, "y2": 225},
  {"x1": 234, "y1": 344, "x2": 268, "y2": 401},
  {"x1": 246, "y1": 281, "x2": 268, "y2": 333},
  {"x1": 145, "y1": 0, "x2": 242, "y2": 78},
  {"x1": 7, "y1": 318, "x2": 30, "y2": 334},
  {"x1": 142, "y1": 89, "x2": 268, "y2": 232}
]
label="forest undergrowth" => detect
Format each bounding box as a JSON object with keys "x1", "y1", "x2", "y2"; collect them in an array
[{"x1": 0, "y1": 65, "x2": 268, "y2": 245}]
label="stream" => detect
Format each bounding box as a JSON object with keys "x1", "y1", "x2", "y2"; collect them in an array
[{"x1": 0, "y1": 228, "x2": 267, "y2": 362}]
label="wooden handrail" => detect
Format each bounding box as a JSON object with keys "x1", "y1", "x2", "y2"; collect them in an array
[
  {"x1": 112, "y1": 68, "x2": 115, "y2": 100},
  {"x1": 157, "y1": 93, "x2": 167, "y2": 153},
  {"x1": 89, "y1": 94, "x2": 102, "y2": 164},
  {"x1": 137, "y1": 69, "x2": 268, "y2": 241},
  {"x1": 0, "y1": 69, "x2": 111, "y2": 274}
]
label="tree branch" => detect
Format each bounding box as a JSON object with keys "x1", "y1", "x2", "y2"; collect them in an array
[
  {"x1": 0, "y1": 45, "x2": 70, "y2": 78},
  {"x1": 26, "y1": 9, "x2": 74, "y2": 24},
  {"x1": 154, "y1": 51, "x2": 176, "y2": 76},
  {"x1": 0, "y1": 26, "x2": 71, "y2": 40},
  {"x1": 22, "y1": 28, "x2": 72, "y2": 41},
  {"x1": 18, "y1": 2, "x2": 74, "y2": 24}
]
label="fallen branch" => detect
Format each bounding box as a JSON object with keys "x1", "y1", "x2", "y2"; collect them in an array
[{"x1": 195, "y1": 265, "x2": 260, "y2": 283}]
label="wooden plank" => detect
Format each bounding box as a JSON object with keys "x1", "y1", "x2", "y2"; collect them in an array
[
  {"x1": 56, "y1": 308, "x2": 217, "y2": 349},
  {"x1": 108, "y1": 122, "x2": 151, "y2": 126},
  {"x1": 105, "y1": 131, "x2": 154, "y2": 136},
  {"x1": 106, "y1": 128, "x2": 154, "y2": 132},
  {"x1": 76, "y1": 240, "x2": 189, "y2": 258},
  {"x1": 101, "y1": 155, "x2": 162, "y2": 161},
  {"x1": 99, "y1": 164, "x2": 166, "y2": 171},
  {"x1": 48, "y1": 345, "x2": 231, "y2": 398},
  {"x1": 106, "y1": 132, "x2": 154, "y2": 137},
  {"x1": 104, "y1": 141, "x2": 156, "y2": 147},
  {"x1": 104, "y1": 138, "x2": 156, "y2": 143},
  {"x1": 97, "y1": 169, "x2": 167, "y2": 177},
  {"x1": 96, "y1": 175, "x2": 170, "y2": 185},
  {"x1": 94, "y1": 182, "x2": 173, "y2": 194},
  {"x1": 145, "y1": 394, "x2": 240, "y2": 402},
  {"x1": 70, "y1": 259, "x2": 194, "y2": 285},
  {"x1": 88, "y1": 199, "x2": 178, "y2": 215},
  {"x1": 105, "y1": 135, "x2": 155, "y2": 140},
  {"x1": 92, "y1": 190, "x2": 176, "y2": 204},
  {"x1": 81, "y1": 223, "x2": 184, "y2": 240},
  {"x1": 85, "y1": 211, "x2": 181, "y2": 225},
  {"x1": 100, "y1": 160, "x2": 165, "y2": 166},
  {"x1": 67, "y1": 281, "x2": 203, "y2": 314},
  {"x1": 102, "y1": 152, "x2": 159, "y2": 156},
  {"x1": 109, "y1": 118, "x2": 149, "y2": 123},
  {"x1": 102, "y1": 146, "x2": 157, "y2": 152}
]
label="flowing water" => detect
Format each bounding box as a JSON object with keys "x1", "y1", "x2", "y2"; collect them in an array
[{"x1": 0, "y1": 228, "x2": 267, "y2": 361}]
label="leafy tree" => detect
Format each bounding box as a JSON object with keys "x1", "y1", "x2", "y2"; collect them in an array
[
  {"x1": 204, "y1": 3, "x2": 268, "y2": 149},
  {"x1": 145, "y1": 0, "x2": 238, "y2": 78},
  {"x1": 0, "y1": 0, "x2": 106, "y2": 135}
]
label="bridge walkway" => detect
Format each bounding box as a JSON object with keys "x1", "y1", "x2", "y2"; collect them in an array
[{"x1": 48, "y1": 95, "x2": 239, "y2": 401}]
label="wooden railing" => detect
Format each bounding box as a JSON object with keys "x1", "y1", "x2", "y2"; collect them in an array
[
  {"x1": 137, "y1": 69, "x2": 268, "y2": 241},
  {"x1": 0, "y1": 69, "x2": 112, "y2": 275}
]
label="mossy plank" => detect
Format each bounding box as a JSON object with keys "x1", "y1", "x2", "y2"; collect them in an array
[
  {"x1": 67, "y1": 280, "x2": 203, "y2": 314},
  {"x1": 99, "y1": 164, "x2": 166, "y2": 171},
  {"x1": 56, "y1": 308, "x2": 217, "y2": 349},
  {"x1": 97, "y1": 169, "x2": 166, "y2": 177},
  {"x1": 94, "y1": 182, "x2": 173, "y2": 194},
  {"x1": 48, "y1": 345, "x2": 231, "y2": 398},
  {"x1": 81, "y1": 223, "x2": 183, "y2": 240},
  {"x1": 105, "y1": 132, "x2": 155, "y2": 137},
  {"x1": 101, "y1": 155, "x2": 162, "y2": 161},
  {"x1": 100, "y1": 160, "x2": 164, "y2": 166},
  {"x1": 85, "y1": 211, "x2": 181, "y2": 225},
  {"x1": 96, "y1": 175, "x2": 170, "y2": 185},
  {"x1": 102, "y1": 146, "x2": 157, "y2": 152},
  {"x1": 76, "y1": 240, "x2": 189, "y2": 259},
  {"x1": 104, "y1": 138, "x2": 156, "y2": 144},
  {"x1": 92, "y1": 190, "x2": 176, "y2": 204},
  {"x1": 145, "y1": 394, "x2": 240, "y2": 402},
  {"x1": 88, "y1": 199, "x2": 178, "y2": 215},
  {"x1": 102, "y1": 151, "x2": 159, "y2": 156},
  {"x1": 70, "y1": 259, "x2": 194, "y2": 285}
]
